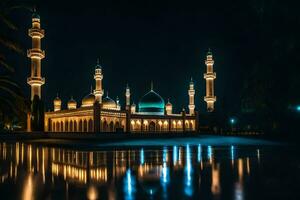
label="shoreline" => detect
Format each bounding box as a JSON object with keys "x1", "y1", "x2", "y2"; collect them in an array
[{"x1": 0, "y1": 132, "x2": 286, "y2": 148}]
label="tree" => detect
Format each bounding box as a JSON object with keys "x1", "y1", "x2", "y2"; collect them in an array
[{"x1": 0, "y1": 0, "x2": 32, "y2": 130}]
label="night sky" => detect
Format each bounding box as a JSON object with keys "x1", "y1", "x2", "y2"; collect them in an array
[{"x1": 10, "y1": 0, "x2": 299, "y2": 113}]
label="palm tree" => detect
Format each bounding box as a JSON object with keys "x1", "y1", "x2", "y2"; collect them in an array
[{"x1": 0, "y1": 0, "x2": 32, "y2": 130}]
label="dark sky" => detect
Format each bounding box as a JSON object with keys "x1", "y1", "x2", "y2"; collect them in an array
[{"x1": 11, "y1": 0, "x2": 299, "y2": 113}]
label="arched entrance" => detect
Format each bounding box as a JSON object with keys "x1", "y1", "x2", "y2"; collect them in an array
[
  {"x1": 109, "y1": 121, "x2": 114, "y2": 132},
  {"x1": 103, "y1": 121, "x2": 108, "y2": 132},
  {"x1": 88, "y1": 119, "x2": 93, "y2": 132},
  {"x1": 149, "y1": 121, "x2": 156, "y2": 132}
]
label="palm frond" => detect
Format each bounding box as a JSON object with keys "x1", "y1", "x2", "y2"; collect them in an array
[
  {"x1": 0, "y1": 58, "x2": 15, "y2": 72},
  {"x1": 0, "y1": 85, "x2": 23, "y2": 99},
  {"x1": 0, "y1": 76, "x2": 19, "y2": 87},
  {"x1": 0, "y1": 13, "x2": 18, "y2": 30},
  {"x1": 0, "y1": 35, "x2": 24, "y2": 54}
]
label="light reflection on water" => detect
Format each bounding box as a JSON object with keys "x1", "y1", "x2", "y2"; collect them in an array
[{"x1": 0, "y1": 142, "x2": 296, "y2": 200}]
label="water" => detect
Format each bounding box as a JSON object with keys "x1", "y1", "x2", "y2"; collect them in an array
[{"x1": 0, "y1": 138, "x2": 299, "y2": 200}]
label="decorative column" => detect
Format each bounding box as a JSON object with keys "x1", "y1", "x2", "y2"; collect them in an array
[
  {"x1": 27, "y1": 10, "x2": 45, "y2": 100},
  {"x1": 204, "y1": 49, "x2": 216, "y2": 112}
]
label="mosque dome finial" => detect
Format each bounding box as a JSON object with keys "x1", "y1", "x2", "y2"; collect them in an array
[
  {"x1": 32, "y1": 6, "x2": 40, "y2": 19},
  {"x1": 207, "y1": 48, "x2": 212, "y2": 56},
  {"x1": 95, "y1": 57, "x2": 101, "y2": 69}
]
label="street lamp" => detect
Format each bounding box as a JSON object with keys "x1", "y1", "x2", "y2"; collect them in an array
[
  {"x1": 229, "y1": 117, "x2": 236, "y2": 133},
  {"x1": 230, "y1": 118, "x2": 236, "y2": 125}
]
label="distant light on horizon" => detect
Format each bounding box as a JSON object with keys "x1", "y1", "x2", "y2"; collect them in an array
[
  {"x1": 230, "y1": 118, "x2": 236, "y2": 124},
  {"x1": 296, "y1": 105, "x2": 300, "y2": 112}
]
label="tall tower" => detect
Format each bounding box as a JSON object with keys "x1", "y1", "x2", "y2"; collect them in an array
[
  {"x1": 188, "y1": 77, "x2": 195, "y2": 115},
  {"x1": 93, "y1": 59, "x2": 103, "y2": 103},
  {"x1": 125, "y1": 84, "x2": 130, "y2": 110},
  {"x1": 204, "y1": 49, "x2": 216, "y2": 112},
  {"x1": 27, "y1": 10, "x2": 45, "y2": 100}
]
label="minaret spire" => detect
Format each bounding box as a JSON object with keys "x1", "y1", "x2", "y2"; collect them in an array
[
  {"x1": 204, "y1": 48, "x2": 216, "y2": 112},
  {"x1": 188, "y1": 77, "x2": 195, "y2": 115},
  {"x1": 125, "y1": 83, "x2": 130, "y2": 111},
  {"x1": 94, "y1": 58, "x2": 103, "y2": 103},
  {"x1": 27, "y1": 9, "x2": 45, "y2": 100}
]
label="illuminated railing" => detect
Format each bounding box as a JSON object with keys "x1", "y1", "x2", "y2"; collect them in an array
[
  {"x1": 27, "y1": 49, "x2": 45, "y2": 59},
  {"x1": 28, "y1": 28, "x2": 45, "y2": 38},
  {"x1": 27, "y1": 77, "x2": 45, "y2": 85}
]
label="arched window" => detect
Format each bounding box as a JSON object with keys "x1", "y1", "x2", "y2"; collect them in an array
[
  {"x1": 88, "y1": 119, "x2": 93, "y2": 132},
  {"x1": 56, "y1": 122, "x2": 60, "y2": 132},
  {"x1": 190, "y1": 121, "x2": 194, "y2": 131},
  {"x1": 143, "y1": 120, "x2": 149, "y2": 132},
  {"x1": 177, "y1": 121, "x2": 182, "y2": 131},
  {"x1": 79, "y1": 120, "x2": 83, "y2": 132},
  {"x1": 163, "y1": 121, "x2": 168, "y2": 132},
  {"x1": 149, "y1": 121, "x2": 156, "y2": 132},
  {"x1": 70, "y1": 121, "x2": 73, "y2": 132},
  {"x1": 60, "y1": 121, "x2": 64, "y2": 132},
  {"x1": 185, "y1": 120, "x2": 190, "y2": 131},
  {"x1": 172, "y1": 121, "x2": 177, "y2": 131},
  {"x1": 115, "y1": 121, "x2": 120, "y2": 129},
  {"x1": 74, "y1": 121, "x2": 78, "y2": 132},
  {"x1": 83, "y1": 120, "x2": 88, "y2": 132},
  {"x1": 109, "y1": 121, "x2": 114, "y2": 132},
  {"x1": 65, "y1": 121, "x2": 69, "y2": 132},
  {"x1": 103, "y1": 121, "x2": 108, "y2": 132},
  {"x1": 131, "y1": 120, "x2": 135, "y2": 131}
]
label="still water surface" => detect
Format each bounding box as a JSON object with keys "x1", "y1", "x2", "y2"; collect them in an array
[{"x1": 0, "y1": 140, "x2": 298, "y2": 200}]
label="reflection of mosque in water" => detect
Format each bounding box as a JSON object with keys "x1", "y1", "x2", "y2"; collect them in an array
[{"x1": 0, "y1": 143, "x2": 259, "y2": 199}]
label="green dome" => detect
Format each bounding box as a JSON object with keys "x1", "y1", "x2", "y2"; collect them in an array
[{"x1": 138, "y1": 90, "x2": 165, "y2": 115}]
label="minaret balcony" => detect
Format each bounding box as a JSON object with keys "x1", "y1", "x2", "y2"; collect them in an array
[
  {"x1": 204, "y1": 72, "x2": 216, "y2": 79},
  {"x1": 205, "y1": 60, "x2": 214, "y2": 65},
  {"x1": 27, "y1": 49, "x2": 45, "y2": 59},
  {"x1": 28, "y1": 28, "x2": 45, "y2": 38},
  {"x1": 204, "y1": 96, "x2": 216, "y2": 102},
  {"x1": 27, "y1": 77, "x2": 45, "y2": 86},
  {"x1": 94, "y1": 74, "x2": 103, "y2": 79},
  {"x1": 94, "y1": 90, "x2": 104, "y2": 96},
  {"x1": 188, "y1": 90, "x2": 195, "y2": 96}
]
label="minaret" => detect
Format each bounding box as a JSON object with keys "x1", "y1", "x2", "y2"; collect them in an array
[
  {"x1": 188, "y1": 77, "x2": 195, "y2": 115},
  {"x1": 27, "y1": 10, "x2": 45, "y2": 100},
  {"x1": 204, "y1": 49, "x2": 216, "y2": 112},
  {"x1": 93, "y1": 58, "x2": 103, "y2": 103},
  {"x1": 125, "y1": 84, "x2": 130, "y2": 110}
]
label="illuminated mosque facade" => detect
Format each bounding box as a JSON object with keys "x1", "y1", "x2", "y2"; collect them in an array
[{"x1": 27, "y1": 12, "x2": 216, "y2": 133}]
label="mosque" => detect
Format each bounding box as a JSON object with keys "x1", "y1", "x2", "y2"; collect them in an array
[{"x1": 26, "y1": 12, "x2": 216, "y2": 133}]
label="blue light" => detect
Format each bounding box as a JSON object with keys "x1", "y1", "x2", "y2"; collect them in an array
[
  {"x1": 140, "y1": 148, "x2": 144, "y2": 165},
  {"x1": 231, "y1": 145, "x2": 235, "y2": 161},
  {"x1": 184, "y1": 144, "x2": 193, "y2": 197},
  {"x1": 163, "y1": 147, "x2": 168, "y2": 162},
  {"x1": 297, "y1": 105, "x2": 300, "y2": 112},
  {"x1": 197, "y1": 144, "x2": 202, "y2": 162},
  {"x1": 124, "y1": 169, "x2": 136, "y2": 200},
  {"x1": 207, "y1": 145, "x2": 212, "y2": 161},
  {"x1": 173, "y1": 146, "x2": 178, "y2": 165}
]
